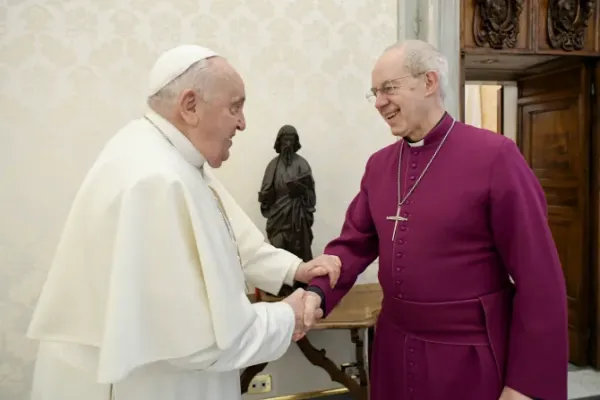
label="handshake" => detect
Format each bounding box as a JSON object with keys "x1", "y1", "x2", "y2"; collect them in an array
[{"x1": 282, "y1": 288, "x2": 323, "y2": 342}]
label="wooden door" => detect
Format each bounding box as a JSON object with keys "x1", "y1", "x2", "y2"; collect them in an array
[{"x1": 517, "y1": 61, "x2": 593, "y2": 365}]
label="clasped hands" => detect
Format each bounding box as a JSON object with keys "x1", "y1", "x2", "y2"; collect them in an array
[
  {"x1": 283, "y1": 289, "x2": 324, "y2": 341},
  {"x1": 283, "y1": 254, "x2": 342, "y2": 341}
]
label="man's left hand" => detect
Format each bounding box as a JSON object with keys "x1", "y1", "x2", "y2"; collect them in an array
[
  {"x1": 499, "y1": 387, "x2": 532, "y2": 400},
  {"x1": 294, "y1": 254, "x2": 341, "y2": 288}
]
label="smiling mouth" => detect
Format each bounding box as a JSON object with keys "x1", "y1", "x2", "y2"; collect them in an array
[{"x1": 386, "y1": 111, "x2": 399, "y2": 120}]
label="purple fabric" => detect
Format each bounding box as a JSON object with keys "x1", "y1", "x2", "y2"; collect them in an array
[{"x1": 309, "y1": 114, "x2": 568, "y2": 399}]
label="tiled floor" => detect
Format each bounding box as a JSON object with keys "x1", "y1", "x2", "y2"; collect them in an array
[
  {"x1": 569, "y1": 363, "x2": 600, "y2": 399},
  {"x1": 313, "y1": 364, "x2": 600, "y2": 399}
]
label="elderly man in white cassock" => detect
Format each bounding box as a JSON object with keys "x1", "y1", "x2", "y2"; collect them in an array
[{"x1": 26, "y1": 45, "x2": 341, "y2": 400}]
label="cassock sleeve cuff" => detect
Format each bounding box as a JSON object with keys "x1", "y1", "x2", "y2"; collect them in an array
[{"x1": 306, "y1": 286, "x2": 326, "y2": 312}]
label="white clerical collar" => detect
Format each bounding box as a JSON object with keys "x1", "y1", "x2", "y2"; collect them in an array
[
  {"x1": 406, "y1": 139, "x2": 424, "y2": 147},
  {"x1": 144, "y1": 109, "x2": 206, "y2": 169}
]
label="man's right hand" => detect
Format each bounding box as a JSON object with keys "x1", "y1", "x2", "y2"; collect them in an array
[
  {"x1": 292, "y1": 291, "x2": 323, "y2": 341},
  {"x1": 282, "y1": 288, "x2": 307, "y2": 340}
]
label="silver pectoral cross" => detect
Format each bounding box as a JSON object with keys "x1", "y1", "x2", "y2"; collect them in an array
[{"x1": 386, "y1": 205, "x2": 407, "y2": 241}]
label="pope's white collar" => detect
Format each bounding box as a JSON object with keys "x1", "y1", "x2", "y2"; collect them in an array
[{"x1": 144, "y1": 108, "x2": 206, "y2": 169}]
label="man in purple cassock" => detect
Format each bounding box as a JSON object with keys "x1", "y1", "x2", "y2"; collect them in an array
[{"x1": 301, "y1": 40, "x2": 568, "y2": 400}]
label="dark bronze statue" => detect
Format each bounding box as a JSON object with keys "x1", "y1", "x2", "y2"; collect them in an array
[{"x1": 258, "y1": 125, "x2": 316, "y2": 295}]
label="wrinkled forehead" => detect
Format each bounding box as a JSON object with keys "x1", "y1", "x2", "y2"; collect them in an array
[
  {"x1": 229, "y1": 71, "x2": 245, "y2": 95},
  {"x1": 371, "y1": 49, "x2": 407, "y2": 87},
  {"x1": 223, "y1": 71, "x2": 245, "y2": 101},
  {"x1": 211, "y1": 59, "x2": 245, "y2": 100}
]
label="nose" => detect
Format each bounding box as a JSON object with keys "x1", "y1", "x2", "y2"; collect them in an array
[
  {"x1": 237, "y1": 112, "x2": 246, "y2": 131},
  {"x1": 375, "y1": 92, "x2": 390, "y2": 110}
]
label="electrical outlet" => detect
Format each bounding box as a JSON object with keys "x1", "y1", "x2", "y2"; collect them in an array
[
  {"x1": 341, "y1": 362, "x2": 359, "y2": 378},
  {"x1": 247, "y1": 374, "x2": 272, "y2": 394}
]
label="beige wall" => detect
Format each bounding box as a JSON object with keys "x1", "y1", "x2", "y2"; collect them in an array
[{"x1": 0, "y1": 0, "x2": 397, "y2": 398}]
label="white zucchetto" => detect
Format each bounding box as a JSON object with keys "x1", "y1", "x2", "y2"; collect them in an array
[{"x1": 147, "y1": 44, "x2": 218, "y2": 97}]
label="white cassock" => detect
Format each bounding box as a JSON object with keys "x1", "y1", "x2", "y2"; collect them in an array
[{"x1": 26, "y1": 105, "x2": 304, "y2": 400}]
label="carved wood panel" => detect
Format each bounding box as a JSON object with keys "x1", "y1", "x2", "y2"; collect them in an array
[
  {"x1": 537, "y1": 0, "x2": 598, "y2": 52},
  {"x1": 518, "y1": 62, "x2": 592, "y2": 365},
  {"x1": 463, "y1": 0, "x2": 531, "y2": 50},
  {"x1": 461, "y1": 0, "x2": 600, "y2": 54}
]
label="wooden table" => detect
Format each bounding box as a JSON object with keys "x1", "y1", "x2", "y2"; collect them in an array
[{"x1": 242, "y1": 283, "x2": 383, "y2": 400}]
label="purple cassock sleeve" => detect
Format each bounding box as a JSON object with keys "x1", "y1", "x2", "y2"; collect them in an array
[
  {"x1": 489, "y1": 139, "x2": 568, "y2": 399},
  {"x1": 307, "y1": 157, "x2": 379, "y2": 316}
]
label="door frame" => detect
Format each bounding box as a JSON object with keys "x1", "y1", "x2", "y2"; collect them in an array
[
  {"x1": 591, "y1": 61, "x2": 600, "y2": 367},
  {"x1": 496, "y1": 86, "x2": 504, "y2": 134}
]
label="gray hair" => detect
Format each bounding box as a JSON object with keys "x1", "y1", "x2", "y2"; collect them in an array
[
  {"x1": 386, "y1": 40, "x2": 448, "y2": 100},
  {"x1": 147, "y1": 57, "x2": 222, "y2": 109}
]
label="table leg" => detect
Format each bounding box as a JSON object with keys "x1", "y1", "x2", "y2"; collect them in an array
[
  {"x1": 296, "y1": 335, "x2": 368, "y2": 400},
  {"x1": 367, "y1": 327, "x2": 375, "y2": 372},
  {"x1": 351, "y1": 329, "x2": 368, "y2": 389},
  {"x1": 240, "y1": 363, "x2": 268, "y2": 394}
]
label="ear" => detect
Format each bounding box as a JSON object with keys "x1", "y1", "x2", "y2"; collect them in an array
[
  {"x1": 423, "y1": 71, "x2": 439, "y2": 97},
  {"x1": 178, "y1": 89, "x2": 200, "y2": 125}
]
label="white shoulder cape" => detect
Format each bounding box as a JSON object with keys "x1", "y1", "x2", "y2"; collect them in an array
[{"x1": 27, "y1": 119, "x2": 255, "y2": 384}]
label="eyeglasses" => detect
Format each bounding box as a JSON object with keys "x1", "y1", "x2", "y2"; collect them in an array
[{"x1": 365, "y1": 74, "x2": 422, "y2": 103}]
